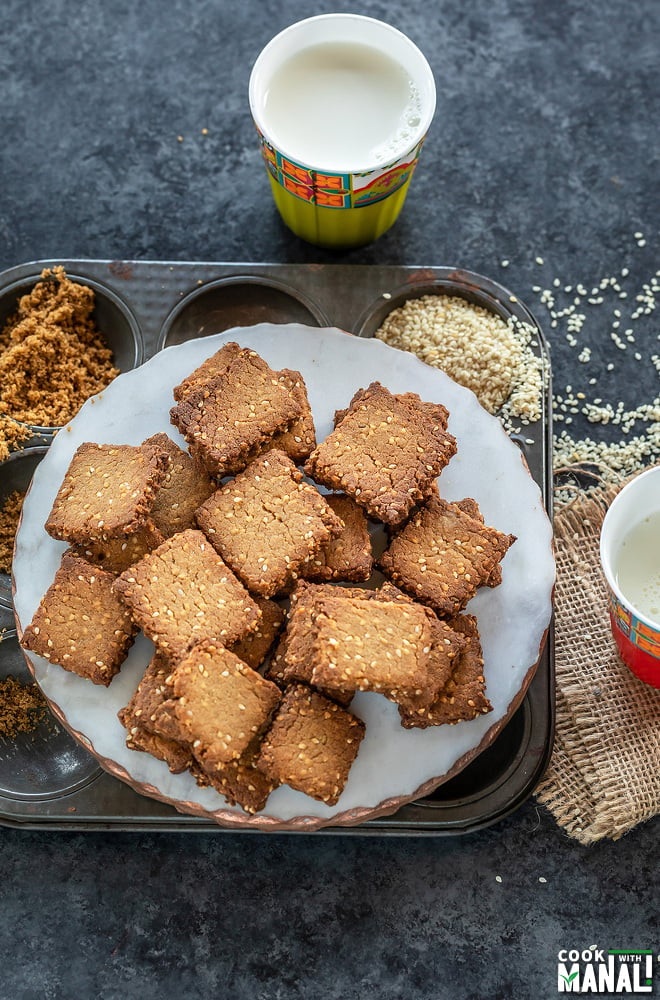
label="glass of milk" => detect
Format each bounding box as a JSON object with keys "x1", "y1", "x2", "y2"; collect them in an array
[
  {"x1": 600, "y1": 465, "x2": 660, "y2": 687},
  {"x1": 249, "y1": 14, "x2": 436, "y2": 249}
]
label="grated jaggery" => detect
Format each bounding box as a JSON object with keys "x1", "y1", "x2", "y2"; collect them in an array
[
  {"x1": 0, "y1": 489, "x2": 24, "y2": 574},
  {"x1": 0, "y1": 675, "x2": 50, "y2": 738},
  {"x1": 0, "y1": 267, "x2": 119, "y2": 445},
  {"x1": 0, "y1": 416, "x2": 30, "y2": 464}
]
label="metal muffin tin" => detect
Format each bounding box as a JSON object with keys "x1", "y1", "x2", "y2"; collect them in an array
[{"x1": 0, "y1": 259, "x2": 554, "y2": 834}]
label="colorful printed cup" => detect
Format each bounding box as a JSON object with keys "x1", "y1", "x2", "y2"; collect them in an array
[
  {"x1": 249, "y1": 14, "x2": 436, "y2": 250},
  {"x1": 600, "y1": 466, "x2": 660, "y2": 687}
]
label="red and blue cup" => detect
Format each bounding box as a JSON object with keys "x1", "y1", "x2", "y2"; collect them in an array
[{"x1": 600, "y1": 466, "x2": 660, "y2": 688}]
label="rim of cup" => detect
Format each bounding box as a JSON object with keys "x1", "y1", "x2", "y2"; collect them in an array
[
  {"x1": 248, "y1": 13, "x2": 436, "y2": 174},
  {"x1": 599, "y1": 465, "x2": 660, "y2": 630}
]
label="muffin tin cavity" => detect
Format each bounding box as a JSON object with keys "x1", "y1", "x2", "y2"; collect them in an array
[
  {"x1": 0, "y1": 272, "x2": 142, "y2": 434},
  {"x1": 158, "y1": 275, "x2": 330, "y2": 348},
  {"x1": 423, "y1": 698, "x2": 530, "y2": 805},
  {"x1": 0, "y1": 630, "x2": 101, "y2": 801},
  {"x1": 354, "y1": 272, "x2": 524, "y2": 339},
  {"x1": 0, "y1": 447, "x2": 48, "y2": 609}
]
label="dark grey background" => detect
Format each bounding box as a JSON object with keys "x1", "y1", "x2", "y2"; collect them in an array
[{"x1": 1, "y1": 1, "x2": 658, "y2": 998}]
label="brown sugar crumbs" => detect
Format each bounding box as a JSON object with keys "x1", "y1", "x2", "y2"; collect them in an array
[
  {"x1": 0, "y1": 675, "x2": 50, "y2": 738},
  {"x1": 0, "y1": 416, "x2": 30, "y2": 464},
  {"x1": 0, "y1": 266, "x2": 120, "y2": 459},
  {"x1": 0, "y1": 489, "x2": 24, "y2": 575}
]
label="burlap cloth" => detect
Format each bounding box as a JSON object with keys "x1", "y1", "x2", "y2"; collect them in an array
[{"x1": 534, "y1": 476, "x2": 660, "y2": 844}]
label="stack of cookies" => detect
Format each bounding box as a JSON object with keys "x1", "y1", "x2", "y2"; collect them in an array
[{"x1": 21, "y1": 342, "x2": 515, "y2": 815}]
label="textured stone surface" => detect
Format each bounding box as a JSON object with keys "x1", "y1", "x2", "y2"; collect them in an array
[{"x1": 1, "y1": 0, "x2": 658, "y2": 996}]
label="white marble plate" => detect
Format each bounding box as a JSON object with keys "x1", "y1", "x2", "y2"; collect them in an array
[{"x1": 13, "y1": 325, "x2": 555, "y2": 830}]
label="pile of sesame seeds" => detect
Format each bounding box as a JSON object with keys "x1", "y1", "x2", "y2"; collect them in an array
[{"x1": 374, "y1": 293, "x2": 545, "y2": 425}]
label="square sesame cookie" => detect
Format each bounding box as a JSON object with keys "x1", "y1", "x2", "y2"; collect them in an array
[
  {"x1": 378, "y1": 494, "x2": 516, "y2": 616},
  {"x1": 118, "y1": 658, "x2": 193, "y2": 774},
  {"x1": 142, "y1": 432, "x2": 216, "y2": 538},
  {"x1": 170, "y1": 348, "x2": 303, "y2": 477},
  {"x1": 194, "y1": 738, "x2": 278, "y2": 814},
  {"x1": 119, "y1": 718, "x2": 193, "y2": 773},
  {"x1": 195, "y1": 450, "x2": 343, "y2": 598},
  {"x1": 334, "y1": 388, "x2": 450, "y2": 433},
  {"x1": 256, "y1": 684, "x2": 365, "y2": 805},
  {"x1": 173, "y1": 341, "x2": 243, "y2": 402},
  {"x1": 228, "y1": 595, "x2": 286, "y2": 670},
  {"x1": 221, "y1": 369, "x2": 316, "y2": 472},
  {"x1": 309, "y1": 593, "x2": 433, "y2": 704},
  {"x1": 120, "y1": 649, "x2": 176, "y2": 737},
  {"x1": 399, "y1": 614, "x2": 492, "y2": 728},
  {"x1": 280, "y1": 580, "x2": 416, "y2": 704},
  {"x1": 21, "y1": 553, "x2": 137, "y2": 685},
  {"x1": 277, "y1": 594, "x2": 354, "y2": 708},
  {"x1": 302, "y1": 494, "x2": 373, "y2": 584},
  {"x1": 167, "y1": 639, "x2": 281, "y2": 764},
  {"x1": 304, "y1": 382, "x2": 457, "y2": 526},
  {"x1": 112, "y1": 528, "x2": 261, "y2": 660},
  {"x1": 173, "y1": 348, "x2": 315, "y2": 470},
  {"x1": 45, "y1": 441, "x2": 171, "y2": 544},
  {"x1": 264, "y1": 369, "x2": 316, "y2": 464},
  {"x1": 68, "y1": 520, "x2": 166, "y2": 574},
  {"x1": 394, "y1": 615, "x2": 467, "y2": 715},
  {"x1": 452, "y1": 497, "x2": 516, "y2": 587}
]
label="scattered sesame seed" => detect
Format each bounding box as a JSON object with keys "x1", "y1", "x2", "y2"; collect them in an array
[{"x1": 532, "y1": 243, "x2": 659, "y2": 491}]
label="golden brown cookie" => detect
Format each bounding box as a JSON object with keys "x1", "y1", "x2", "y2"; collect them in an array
[
  {"x1": 112, "y1": 528, "x2": 261, "y2": 659},
  {"x1": 379, "y1": 495, "x2": 515, "y2": 616},
  {"x1": 305, "y1": 382, "x2": 456, "y2": 526},
  {"x1": 167, "y1": 639, "x2": 281, "y2": 764},
  {"x1": 302, "y1": 494, "x2": 373, "y2": 583},
  {"x1": 170, "y1": 348, "x2": 302, "y2": 476},
  {"x1": 195, "y1": 450, "x2": 343, "y2": 598},
  {"x1": 21, "y1": 552, "x2": 137, "y2": 685},
  {"x1": 256, "y1": 684, "x2": 365, "y2": 805},
  {"x1": 45, "y1": 441, "x2": 170, "y2": 543}
]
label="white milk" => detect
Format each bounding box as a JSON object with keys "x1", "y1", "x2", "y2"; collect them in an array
[
  {"x1": 614, "y1": 510, "x2": 660, "y2": 622},
  {"x1": 262, "y1": 41, "x2": 421, "y2": 171}
]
